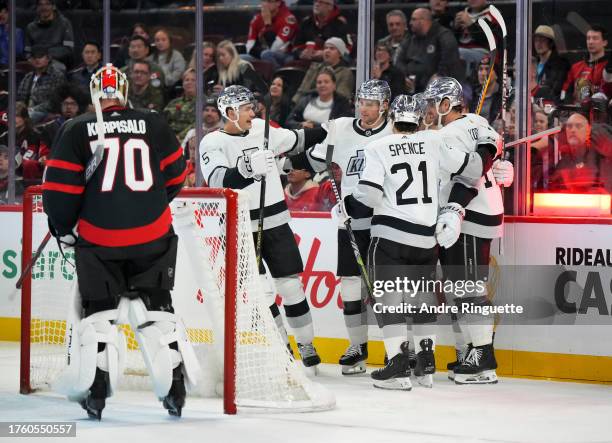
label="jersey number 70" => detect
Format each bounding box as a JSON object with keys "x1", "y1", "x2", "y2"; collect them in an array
[
  {"x1": 390, "y1": 161, "x2": 433, "y2": 206},
  {"x1": 89, "y1": 138, "x2": 153, "y2": 192}
]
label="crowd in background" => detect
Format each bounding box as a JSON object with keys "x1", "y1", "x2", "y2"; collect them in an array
[{"x1": 1, "y1": 0, "x2": 611, "y2": 209}]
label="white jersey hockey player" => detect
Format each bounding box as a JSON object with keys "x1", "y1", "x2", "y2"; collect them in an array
[
  {"x1": 342, "y1": 94, "x2": 499, "y2": 390},
  {"x1": 307, "y1": 79, "x2": 394, "y2": 375},
  {"x1": 199, "y1": 86, "x2": 326, "y2": 371},
  {"x1": 423, "y1": 77, "x2": 514, "y2": 385}
]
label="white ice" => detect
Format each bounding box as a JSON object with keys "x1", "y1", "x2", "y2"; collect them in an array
[{"x1": 1, "y1": 342, "x2": 611, "y2": 443}]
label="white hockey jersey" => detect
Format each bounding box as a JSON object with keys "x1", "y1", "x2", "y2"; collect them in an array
[
  {"x1": 355, "y1": 130, "x2": 485, "y2": 248},
  {"x1": 438, "y1": 113, "x2": 504, "y2": 239},
  {"x1": 199, "y1": 118, "x2": 300, "y2": 232},
  {"x1": 308, "y1": 117, "x2": 394, "y2": 230}
]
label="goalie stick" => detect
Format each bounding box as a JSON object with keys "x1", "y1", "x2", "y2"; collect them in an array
[
  {"x1": 256, "y1": 94, "x2": 272, "y2": 267},
  {"x1": 17, "y1": 93, "x2": 107, "y2": 290},
  {"x1": 324, "y1": 120, "x2": 374, "y2": 303}
]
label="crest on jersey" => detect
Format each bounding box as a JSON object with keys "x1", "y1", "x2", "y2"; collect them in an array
[{"x1": 346, "y1": 149, "x2": 366, "y2": 177}]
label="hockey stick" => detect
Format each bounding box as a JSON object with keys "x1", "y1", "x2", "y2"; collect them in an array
[
  {"x1": 475, "y1": 18, "x2": 497, "y2": 116},
  {"x1": 16, "y1": 95, "x2": 106, "y2": 290},
  {"x1": 489, "y1": 6, "x2": 508, "y2": 145},
  {"x1": 256, "y1": 94, "x2": 272, "y2": 268},
  {"x1": 324, "y1": 120, "x2": 374, "y2": 303},
  {"x1": 566, "y1": 11, "x2": 591, "y2": 36},
  {"x1": 505, "y1": 126, "x2": 562, "y2": 148}
]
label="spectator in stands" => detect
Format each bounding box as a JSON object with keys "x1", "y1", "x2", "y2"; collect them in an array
[
  {"x1": 378, "y1": 9, "x2": 409, "y2": 65},
  {"x1": 286, "y1": 67, "x2": 352, "y2": 130},
  {"x1": 533, "y1": 25, "x2": 570, "y2": 100},
  {"x1": 371, "y1": 41, "x2": 405, "y2": 99},
  {"x1": 152, "y1": 28, "x2": 186, "y2": 89},
  {"x1": 68, "y1": 41, "x2": 103, "y2": 98},
  {"x1": 292, "y1": 37, "x2": 353, "y2": 104},
  {"x1": 121, "y1": 35, "x2": 165, "y2": 89},
  {"x1": 0, "y1": 102, "x2": 49, "y2": 185},
  {"x1": 24, "y1": 0, "x2": 74, "y2": 69},
  {"x1": 530, "y1": 55, "x2": 554, "y2": 103},
  {"x1": 214, "y1": 40, "x2": 268, "y2": 96},
  {"x1": 452, "y1": 0, "x2": 491, "y2": 77},
  {"x1": 561, "y1": 25, "x2": 609, "y2": 104},
  {"x1": 163, "y1": 68, "x2": 197, "y2": 140},
  {"x1": 180, "y1": 96, "x2": 223, "y2": 149},
  {"x1": 245, "y1": 0, "x2": 299, "y2": 69},
  {"x1": 269, "y1": 75, "x2": 291, "y2": 127},
  {"x1": 0, "y1": 1, "x2": 24, "y2": 66},
  {"x1": 430, "y1": 0, "x2": 453, "y2": 29},
  {"x1": 550, "y1": 112, "x2": 605, "y2": 192},
  {"x1": 16, "y1": 45, "x2": 65, "y2": 123},
  {"x1": 293, "y1": 0, "x2": 350, "y2": 64},
  {"x1": 284, "y1": 153, "x2": 335, "y2": 211},
  {"x1": 38, "y1": 84, "x2": 83, "y2": 148},
  {"x1": 470, "y1": 55, "x2": 500, "y2": 123},
  {"x1": 396, "y1": 8, "x2": 462, "y2": 93},
  {"x1": 127, "y1": 60, "x2": 165, "y2": 112},
  {"x1": 187, "y1": 41, "x2": 218, "y2": 95},
  {"x1": 532, "y1": 107, "x2": 551, "y2": 151},
  {"x1": 112, "y1": 22, "x2": 151, "y2": 68},
  {"x1": 0, "y1": 145, "x2": 24, "y2": 204}
]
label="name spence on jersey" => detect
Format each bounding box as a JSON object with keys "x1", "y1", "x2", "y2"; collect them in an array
[
  {"x1": 389, "y1": 139, "x2": 425, "y2": 156},
  {"x1": 87, "y1": 119, "x2": 147, "y2": 137}
]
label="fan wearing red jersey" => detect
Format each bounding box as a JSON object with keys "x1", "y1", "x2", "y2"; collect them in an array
[{"x1": 42, "y1": 64, "x2": 198, "y2": 420}]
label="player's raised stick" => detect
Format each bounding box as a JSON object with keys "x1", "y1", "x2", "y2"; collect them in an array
[
  {"x1": 324, "y1": 120, "x2": 374, "y2": 303},
  {"x1": 475, "y1": 18, "x2": 497, "y2": 116},
  {"x1": 256, "y1": 94, "x2": 272, "y2": 267}
]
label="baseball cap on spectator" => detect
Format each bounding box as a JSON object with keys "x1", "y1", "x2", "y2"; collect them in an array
[
  {"x1": 287, "y1": 153, "x2": 315, "y2": 177},
  {"x1": 0, "y1": 144, "x2": 8, "y2": 156},
  {"x1": 325, "y1": 37, "x2": 348, "y2": 57},
  {"x1": 30, "y1": 45, "x2": 48, "y2": 58},
  {"x1": 204, "y1": 95, "x2": 221, "y2": 117},
  {"x1": 534, "y1": 25, "x2": 555, "y2": 42}
]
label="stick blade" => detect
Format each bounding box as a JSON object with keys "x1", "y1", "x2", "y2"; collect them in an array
[{"x1": 489, "y1": 5, "x2": 507, "y2": 37}]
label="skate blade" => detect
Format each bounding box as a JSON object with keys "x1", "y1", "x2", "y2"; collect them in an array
[
  {"x1": 448, "y1": 371, "x2": 455, "y2": 381},
  {"x1": 373, "y1": 377, "x2": 412, "y2": 391},
  {"x1": 342, "y1": 362, "x2": 366, "y2": 375},
  {"x1": 416, "y1": 374, "x2": 433, "y2": 388},
  {"x1": 454, "y1": 370, "x2": 498, "y2": 385},
  {"x1": 303, "y1": 364, "x2": 320, "y2": 377}
]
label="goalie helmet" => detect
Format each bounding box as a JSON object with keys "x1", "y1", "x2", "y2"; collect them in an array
[
  {"x1": 356, "y1": 79, "x2": 391, "y2": 105},
  {"x1": 390, "y1": 94, "x2": 421, "y2": 125},
  {"x1": 90, "y1": 63, "x2": 128, "y2": 106},
  {"x1": 217, "y1": 85, "x2": 255, "y2": 120},
  {"x1": 423, "y1": 77, "x2": 463, "y2": 109}
]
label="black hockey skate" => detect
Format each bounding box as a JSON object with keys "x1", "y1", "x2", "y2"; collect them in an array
[
  {"x1": 297, "y1": 343, "x2": 321, "y2": 375},
  {"x1": 80, "y1": 368, "x2": 110, "y2": 420},
  {"x1": 454, "y1": 344, "x2": 498, "y2": 385},
  {"x1": 447, "y1": 344, "x2": 470, "y2": 381},
  {"x1": 339, "y1": 343, "x2": 368, "y2": 375},
  {"x1": 162, "y1": 365, "x2": 186, "y2": 417},
  {"x1": 414, "y1": 339, "x2": 436, "y2": 388},
  {"x1": 371, "y1": 342, "x2": 412, "y2": 391}
]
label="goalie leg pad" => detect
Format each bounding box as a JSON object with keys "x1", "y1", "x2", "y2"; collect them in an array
[
  {"x1": 127, "y1": 297, "x2": 201, "y2": 399},
  {"x1": 54, "y1": 309, "x2": 125, "y2": 402}
]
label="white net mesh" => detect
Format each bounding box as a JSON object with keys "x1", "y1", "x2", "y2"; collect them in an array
[{"x1": 24, "y1": 189, "x2": 335, "y2": 412}]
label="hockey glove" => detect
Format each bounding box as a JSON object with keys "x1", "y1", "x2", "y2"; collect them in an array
[
  {"x1": 331, "y1": 200, "x2": 351, "y2": 228},
  {"x1": 435, "y1": 203, "x2": 465, "y2": 249},
  {"x1": 48, "y1": 220, "x2": 78, "y2": 248},
  {"x1": 492, "y1": 159, "x2": 514, "y2": 187},
  {"x1": 238, "y1": 149, "x2": 275, "y2": 179}
]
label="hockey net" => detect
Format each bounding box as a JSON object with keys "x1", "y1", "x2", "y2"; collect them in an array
[{"x1": 20, "y1": 186, "x2": 334, "y2": 413}]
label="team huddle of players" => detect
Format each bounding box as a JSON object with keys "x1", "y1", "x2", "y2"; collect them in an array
[{"x1": 42, "y1": 63, "x2": 513, "y2": 419}]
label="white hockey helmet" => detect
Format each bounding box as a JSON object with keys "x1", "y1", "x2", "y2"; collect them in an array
[
  {"x1": 423, "y1": 77, "x2": 463, "y2": 109},
  {"x1": 217, "y1": 85, "x2": 255, "y2": 120},
  {"x1": 90, "y1": 63, "x2": 128, "y2": 106},
  {"x1": 356, "y1": 79, "x2": 391, "y2": 105},
  {"x1": 390, "y1": 94, "x2": 422, "y2": 125}
]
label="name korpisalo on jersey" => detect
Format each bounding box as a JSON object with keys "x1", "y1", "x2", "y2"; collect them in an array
[{"x1": 87, "y1": 119, "x2": 147, "y2": 137}]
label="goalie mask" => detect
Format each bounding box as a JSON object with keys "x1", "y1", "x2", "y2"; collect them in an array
[
  {"x1": 390, "y1": 95, "x2": 422, "y2": 125},
  {"x1": 90, "y1": 63, "x2": 128, "y2": 106}
]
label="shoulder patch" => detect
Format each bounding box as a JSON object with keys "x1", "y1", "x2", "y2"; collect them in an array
[{"x1": 286, "y1": 15, "x2": 297, "y2": 25}]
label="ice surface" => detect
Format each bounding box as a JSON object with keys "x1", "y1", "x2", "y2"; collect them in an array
[{"x1": 1, "y1": 342, "x2": 611, "y2": 443}]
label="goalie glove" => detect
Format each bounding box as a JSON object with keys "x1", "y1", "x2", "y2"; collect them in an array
[
  {"x1": 237, "y1": 149, "x2": 275, "y2": 179},
  {"x1": 435, "y1": 203, "x2": 465, "y2": 249},
  {"x1": 492, "y1": 159, "x2": 514, "y2": 187}
]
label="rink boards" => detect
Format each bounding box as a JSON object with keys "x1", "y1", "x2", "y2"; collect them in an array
[{"x1": 0, "y1": 207, "x2": 611, "y2": 383}]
